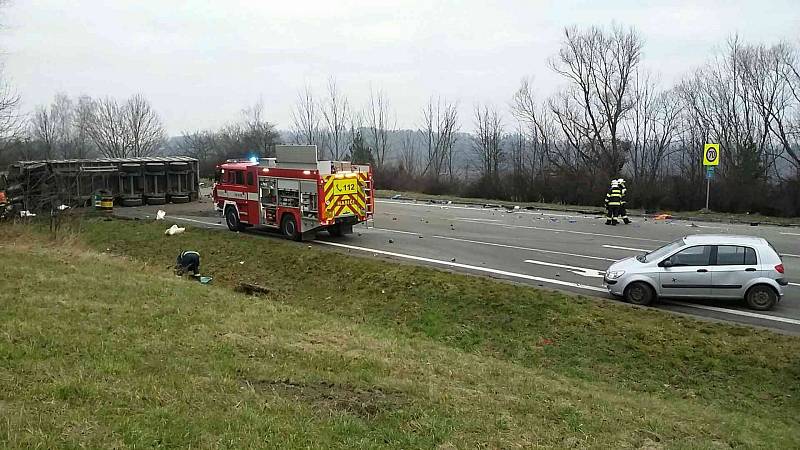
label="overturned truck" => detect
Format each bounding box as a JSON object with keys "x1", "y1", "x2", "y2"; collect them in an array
[{"x1": 2, "y1": 157, "x2": 200, "y2": 214}]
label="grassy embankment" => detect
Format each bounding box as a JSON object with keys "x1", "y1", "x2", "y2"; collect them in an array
[{"x1": 1, "y1": 217, "x2": 799, "y2": 448}]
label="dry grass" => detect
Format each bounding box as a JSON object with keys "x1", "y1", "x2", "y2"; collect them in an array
[{"x1": 1, "y1": 218, "x2": 799, "y2": 448}]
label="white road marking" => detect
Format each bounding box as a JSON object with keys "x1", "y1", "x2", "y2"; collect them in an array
[
  {"x1": 664, "y1": 301, "x2": 800, "y2": 325},
  {"x1": 789, "y1": 282, "x2": 800, "y2": 287},
  {"x1": 379, "y1": 199, "x2": 592, "y2": 219},
  {"x1": 453, "y1": 219, "x2": 668, "y2": 243},
  {"x1": 523, "y1": 259, "x2": 605, "y2": 278},
  {"x1": 314, "y1": 240, "x2": 608, "y2": 292},
  {"x1": 372, "y1": 228, "x2": 617, "y2": 261},
  {"x1": 171, "y1": 216, "x2": 227, "y2": 227},
  {"x1": 782, "y1": 253, "x2": 800, "y2": 258},
  {"x1": 428, "y1": 235, "x2": 617, "y2": 262},
  {"x1": 377, "y1": 228, "x2": 419, "y2": 236},
  {"x1": 602, "y1": 244, "x2": 651, "y2": 252},
  {"x1": 455, "y1": 217, "x2": 501, "y2": 222},
  {"x1": 780, "y1": 232, "x2": 800, "y2": 236}
]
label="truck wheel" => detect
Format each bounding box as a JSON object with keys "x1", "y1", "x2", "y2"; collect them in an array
[
  {"x1": 225, "y1": 207, "x2": 243, "y2": 231},
  {"x1": 281, "y1": 214, "x2": 300, "y2": 241},
  {"x1": 745, "y1": 285, "x2": 777, "y2": 311},
  {"x1": 624, "y1": 282, "x2": 656, "y2": 306},
  {"x1": 328, "y1": 224, "x2": 343, "y2": 237}
]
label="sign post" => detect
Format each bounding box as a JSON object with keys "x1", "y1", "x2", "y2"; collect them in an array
[{"x1": 703, "y1": 143, "x2": 720, "y2": 210}]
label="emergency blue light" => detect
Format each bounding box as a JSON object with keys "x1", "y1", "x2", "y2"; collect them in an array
[{"x1": 249, "y1": 156, "x2": 258, "y2": 163}]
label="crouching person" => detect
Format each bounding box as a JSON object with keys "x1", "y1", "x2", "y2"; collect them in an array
[{"x1": 175, "y1": 250, "x2": 201, "y2": 278}]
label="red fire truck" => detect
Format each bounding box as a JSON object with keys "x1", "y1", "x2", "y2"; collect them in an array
[{"x1": 212, "y1": 145, "x2": 374, "y2": 240}]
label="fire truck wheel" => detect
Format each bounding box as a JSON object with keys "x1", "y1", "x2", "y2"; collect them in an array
[
  {"x1": 327, "y1": 224, "x2": 343, "y2": 237},
  {"x1": 225, "y1": 207, "x2": 244, "y2": 231},
  {"x1": 281, "y1": 214, "x2": 301, "y2": 241}
]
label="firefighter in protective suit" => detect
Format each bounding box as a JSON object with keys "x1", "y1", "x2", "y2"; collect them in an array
[
  {"x1": 617, "y1": 178, "x2": 631, "y2": 224},
  {"x1": 605, "y1": 180, "x2": 622, "y2": 225}
]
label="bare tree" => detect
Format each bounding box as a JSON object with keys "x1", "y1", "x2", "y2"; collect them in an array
[
  {"x1": 472, "y1": 103, "x2": 504, "y2": 180},
  {"x1": 420, "y1": 97, "x2": 459, "y2": 181},
  {"x1": 366, "y1": 87, "x2": 395, "y2": 168},
  {"x1": 321, "y1": 77, "x2": 350, "y2": 161},
  {"x1": 290, "y1": 85, "x2": 325, "y2": 153},
  {"x1": 548, "y1": 25, "x2": 644, "y2": 181},
  {"x1": 31, "y1": 105, "x2": 57, "y2": 159},
  {"x1": 86, "y1": 97, "x2": 129, "y2": 158},
  {"x1": 398, "y1": 130, "x2": 419, "y2": 175},
  {"x1": 72, "y1": 95, "x2": 96, "y2": 158},
  {"x1": 124, "y1": 94, "x2": 165, "y2": 157},
  {"x1": 623, "y1": 73, "x2": 683, "y2": 187},
  {"x1": 241, "y1": 99, "x2": 280, "y2": 157}
]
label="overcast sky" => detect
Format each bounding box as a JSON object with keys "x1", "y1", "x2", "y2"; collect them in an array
[{"x1": 2, "y1": 1, "x2": 798, "y2": 135}]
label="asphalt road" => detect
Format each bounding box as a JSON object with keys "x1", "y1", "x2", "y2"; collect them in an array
[{"x1": 115, "y1": 198, "x2": 800, "y2": 333}]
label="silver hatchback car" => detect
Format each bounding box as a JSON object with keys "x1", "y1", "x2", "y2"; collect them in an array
[{"x1": 604, "y1": 235, "x2": 787, "y2": 310}]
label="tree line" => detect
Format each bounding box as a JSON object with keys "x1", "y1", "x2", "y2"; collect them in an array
[{"x1": 3, "y1": 24, "x2": 799, "y2": 215}]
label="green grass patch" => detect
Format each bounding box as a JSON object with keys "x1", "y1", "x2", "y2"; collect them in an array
[{"x1": 1, "y1": 217, "x2": 799, "y2": 448}]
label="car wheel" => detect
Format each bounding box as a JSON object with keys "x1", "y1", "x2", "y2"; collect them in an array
[
  {"x1": 281, "y1": 214, "x2": 300, "y2": 241},
  {"x1": 745, "y1": 285, "x2": 777, "y2": 311},
  {"x1": 225, "y1": 207, "x2": 243, "y2": 231},
  {"x1": 624, "y1": 281, "x2": 656, "y2": 306}
]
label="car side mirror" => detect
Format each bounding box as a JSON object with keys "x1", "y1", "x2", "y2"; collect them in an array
[{"x1": 661, "y1": 260, "x2": 673, "y2": 268}]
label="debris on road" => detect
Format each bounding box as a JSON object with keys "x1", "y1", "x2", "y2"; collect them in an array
[
  {"x1": 654, "y1": 214, "x2": 672, "y2": 220},
  {"x1": 391, "y1": 194, "x2": 402, "y2": 199},
  {"x1": 388, "y1": 239, "x2": 394, "y2": 243},
  {"x1": 156, "y1": 210, "x2": 166, "y2": 220},
  {"x1": 164, "y1": 224, "x2": 185, "y2": 235}
]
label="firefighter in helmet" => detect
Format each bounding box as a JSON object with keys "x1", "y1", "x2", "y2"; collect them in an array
[
  {"x1": 617, "y1": 178, "x2": 631, "y2": 224},
  {"x1": 605, "y1": 179, "x2": 622, "y2": 225}
]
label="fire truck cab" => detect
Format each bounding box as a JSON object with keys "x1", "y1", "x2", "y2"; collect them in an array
[{"x1": 212, "y1": 145, "x2": 373, "y2": 240}]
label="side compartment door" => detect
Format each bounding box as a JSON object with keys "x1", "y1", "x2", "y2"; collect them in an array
[{"x1": 659, "y1": 245, "x2": 713, "y2": 297}]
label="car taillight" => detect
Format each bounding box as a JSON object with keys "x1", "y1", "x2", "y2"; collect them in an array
[{"x1": 775, "y1": 264, "x2": 784, "y2": 274}]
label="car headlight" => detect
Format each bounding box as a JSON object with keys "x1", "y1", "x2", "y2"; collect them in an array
[{"x1": 606, "y1": 270, "x2": 625, "y2": 280}]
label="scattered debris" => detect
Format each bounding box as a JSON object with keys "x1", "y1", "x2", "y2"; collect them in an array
[
  {"x1": 391, "y1": 194, "x2": 402, "y2": 199},
  {"x1": 418, "y1": 235, "x2": 424, "y2": 239},
  {"x1": 57, "y1": 204, "x2": 70, "y2": 211},
  {"x1": 450, "y1": 258, "x2": 456, "y2": 262},
  {"x1": 514, "y1": 205, "x2": 520, "y2": 210},
  {"x1": 19, "y1": 210, "x2": 36, "y2": 217},
  {"x1": 392, "y1": 217, "x2": 397, "y2": 221},
  {"x1": 156, "y1": 210, "x2": 166, "y2": 220},
  {"x1": 568, "y1": 219, "x2": 577, "y2": 223},
  {"x1": 388, "y1": 239, "x2": 394, "y2": 243},
  {"x1": 654, "y1": 214, "x2": 672, "y2": 220},
  {"x1": 239, "y1": 261, "x2": 245, "y2": 264},
  {"x1": 689, "y1": 223, "x2": 699, "y2": 228},
  {"x1": 750, "y1": 222, "x2": 760, "y2": 226},
  {"x1": 199, "y1": 276, "x2": 213, "y2": 284},
  {"x1": 164, "y1": 224, "x2": 185, "y2": 235}
]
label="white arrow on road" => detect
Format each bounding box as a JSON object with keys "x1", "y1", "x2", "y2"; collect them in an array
[{"x1": 523, "y1": 259, "x2": 605, "y2": 278}]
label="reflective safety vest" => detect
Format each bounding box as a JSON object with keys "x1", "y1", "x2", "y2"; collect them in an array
[
  {"x1": 619, "y1": 183, "x2": 627, "y2": 205},
  {"x1": 605, "y1": 188, "x2": 622, "y2": 206}
]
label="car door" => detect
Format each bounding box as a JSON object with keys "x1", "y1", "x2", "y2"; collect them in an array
[
  {"x1": 709, "y1": 245, "x2": 757, "y2": 298},
  {"x1": 659, "y1": 245, "x2": 713, "y2": 297}
]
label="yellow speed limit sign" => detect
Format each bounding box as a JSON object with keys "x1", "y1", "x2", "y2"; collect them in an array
[{"x1": 703, "y1": 143, "x2": 720, "y2": 166}]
